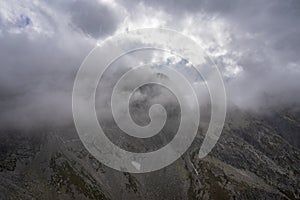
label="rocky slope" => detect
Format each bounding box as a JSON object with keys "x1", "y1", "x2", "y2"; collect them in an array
[{"x1": 0, "y1": 108, "x2": 299, "y2": 200}]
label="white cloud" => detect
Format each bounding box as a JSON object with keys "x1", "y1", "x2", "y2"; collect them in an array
[{"x1": 0, "y1": 0, "x2": 300, "y2": 129}]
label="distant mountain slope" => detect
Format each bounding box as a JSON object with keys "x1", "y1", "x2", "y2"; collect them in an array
[{"x1": 0, "y1": 108, "x2": 299, "y2": 200}]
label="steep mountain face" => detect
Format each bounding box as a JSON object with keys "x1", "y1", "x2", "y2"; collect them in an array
[{"x1": 0, "y1": 108, "x2": 299, "y2": 200}]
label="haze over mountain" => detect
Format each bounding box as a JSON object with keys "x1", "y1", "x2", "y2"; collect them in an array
[
  {"x1": 0, "y1": 0, "x2": 300, "y2": 129},
  {"x1": 0, "y1": 0, "x2": 300, "y2": 199}
]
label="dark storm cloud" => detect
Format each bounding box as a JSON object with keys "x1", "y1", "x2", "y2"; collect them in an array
[
  {"x1": 70, "y1": 0, "x2": 123, "y2": 38},
  {"x1": 47, "y1": 0, "x2": 124, "y2": 38}
]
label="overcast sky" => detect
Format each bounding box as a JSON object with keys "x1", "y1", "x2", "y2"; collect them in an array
[{"x1": 0, "y1": 0, "x2": 300, "y2": 129}]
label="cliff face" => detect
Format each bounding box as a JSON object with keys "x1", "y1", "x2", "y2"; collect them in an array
[{"x1": 0, "y1": 108, "x2": 299, "y2": 200}]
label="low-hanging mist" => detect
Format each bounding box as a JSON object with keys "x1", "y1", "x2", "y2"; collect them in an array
[{"x1": 0, "y1": 0, "x2": 300, "y2": 130}]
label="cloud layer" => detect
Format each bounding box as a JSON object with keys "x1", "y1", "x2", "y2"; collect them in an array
[{"x1": 0, "y1": 0, "x2": 299, "y2": 129}]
